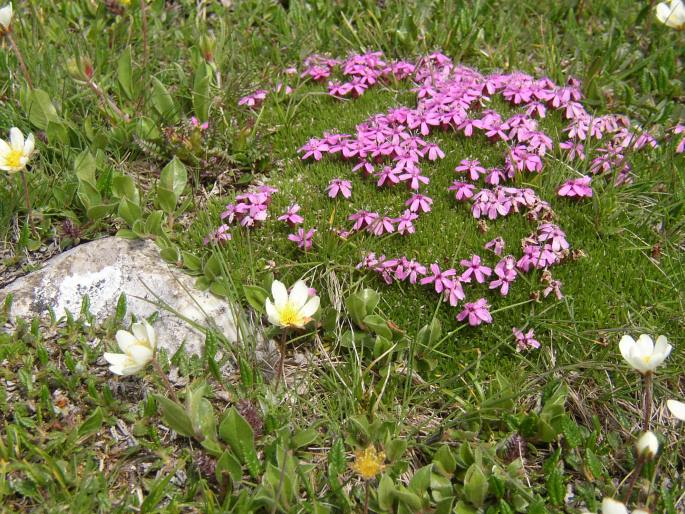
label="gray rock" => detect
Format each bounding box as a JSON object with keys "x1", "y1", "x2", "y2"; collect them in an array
[{"x1": 0, "y1": 237, "x2": 238, "y2": 355}]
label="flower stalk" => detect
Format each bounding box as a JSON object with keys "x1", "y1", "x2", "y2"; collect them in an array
[
  {"x1": 5, "y1": 29, "x2": 33, "y2": 88},
  {"x1": 642, "y1": 372, "x2": 653, "y2": 432}
]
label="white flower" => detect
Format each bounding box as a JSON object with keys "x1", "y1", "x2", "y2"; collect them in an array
[
  {"x1": 618, "y1": 334, "x2": 672, "y2": 374},
  {"x1": 632, "y1": 509, "x2": 650, "y2": 514},
  {"x1": 0, "y1": 3, "x2": 12, "y2": 30},
  {"x1": 656, "y1": 0, "x2": 685, "y2": 29},
  {"x1": 0, "y1": 127, "x2": 35, "y2": 173},
  {"x1": 104, "y1": 320, "x2": 156, "y2": 375},
  {"x1": 667, "y1": 399, "x2": 685, "y2": 421},
  {"x1": 601, "y1": 498, "x2": 628, "y2": 514},
  {"x1": 636, "y1": 431, "x2": 659, "y2": 458},
  {"x1": 265, "y1": 279, "x2": 320, "y2": 329}
]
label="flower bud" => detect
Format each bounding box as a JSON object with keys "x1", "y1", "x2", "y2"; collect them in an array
[
  {"x1": 635, "y1": 431, "x2": 659, "y2": 459},
  {"x1": 601, "y1": 498, "x2": 628, "y2": 514}
]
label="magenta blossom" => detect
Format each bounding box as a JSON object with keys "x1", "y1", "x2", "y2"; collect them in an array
[
  {"x1": 558, "y1": 176, "x2": 592, "y2": 198},
  {"x1": 277, "y1": 203, "x2": 304, "y2": 225},
  {"x1": 326, "y1": 178, "x2": 353, "y2": 199},
  {"x1": 394, "y1": 258, "x2": 426, "y2": 284},
  {"x1": 348, "y1": 210, "x2": 378, "y2": 231},
  {"x1": 543, "y1": 279, "x2": 564, "y2": 300},
  {"x1": 288, "y1": 228, "x2": 316, "y2": 251},
  {"x1": 513, "y1": 327, "x2": 540, "y2": 351},
  {"x1": 444, "y1": 278, "x2": 466, "y2": 306},
  {"x1": 204, "y1": 224, "x2": 232, "y2": 245},
  {"x1": 457, "y1": 298, "x2": 492, "y2": 326},
  {"x1": 455, "y1": 159, "x2": 487, "y2": 181},
  {"x1": 190, "y1": 117, "x2": 209, "y2": 130},
  {"x1": 484, "y1": 237, "x2": 505, "y2": 256},
  {"x1": 460, "y1": 255, "x2": 492, "y2": 283},
  {"x1": 395, "y1": 209, "x2": 418, "y2": 235},
  {"x1": 368, "y1": 215, "x2": 395, "y2": 236},
  {"x1": 448, "y1": 181, "x2": 475, "y2": 201},
  {"x1": 420, "y1": 264, "x2": 457, "y2": 294},
  {"x1": 405, "y1": 194, "x2": 433, "y2": 213}
]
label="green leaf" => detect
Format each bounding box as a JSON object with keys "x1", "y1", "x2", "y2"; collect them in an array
[
  {"x1": 86, "y1": 202, "x2": 117, "y2": 222},
  {"x1": 151, "y1": 77, "x2": 178, "y2": 121},
  {"x1": 145, "y1": 210, "x2": 165, "y2": 236},
  {"x1": 385, "y1": 438, "x2": 407, "y2": 463},
  {"x1": 192, "y1": 63, "x2": 211, "y2": 122},
  {"x1": 417, "y1": 318, "x2": 442, "y2": 347},
  {"x1": 327, "y1": 438, "x2": 346, "y2": 478},
  {"x1": 546, "y1": 468, "x2": 565, "y2": 506},
  {"x1": 77, "y1": 407, "x2": 103, "y2": 439},
  {"x1": 46, "y1": 121, "x2": 69, "y2": 145},
  {"x1": 291, "y1": 428, "x2": 318, "y2": 450},
  {"x1": 117, "y1": 197, "x2": 142, "y2": 226},
  {"x1": 117, "y1": 47, "x2": 134, "y2": 100},
  {"x1": 377, "y1": 474, "x2": 395, "y2": 511},
  {"x1": 244, "y1": 284, "x2": 269, "y2": 314},
  {"x1": 24, "y1": 88, "x2": 61, "y2": 130},
  {"x1": 218, "y1": 407, "x2": 255, "y2": 464},
  {"x1": 363, "y1": 315, "x2": 393, "y2": 339},
  {"x1": 432, "y1": 445, "x2": 456, "y2": 476},
  {"x1": 408, "y1": 465, "x2": 432, "y2": 495},
  {"x1": 112, "y1": 175, "x2": 140, "y2": 203},
  {"x1": 160, "y1": 157, "x2": 188, "y2": 198},
  {"x1": 463, "y1": 463, "x2": 489, "y2": 508},
  {"x1": 216, "y1": 449, "x2": 243, "y2": 484},
  {"x1": 182, "y1": 252, "x2": 202, "y2": 271},
  {"x1": 160, "y1": 246, "x2": 179, "y2": 264},
  {"x1": 157, "y1": 188, "x2": 177, "y2": 214},
  {"x1": 154, "y1": 395, "x2": 194, "y2": 437}
]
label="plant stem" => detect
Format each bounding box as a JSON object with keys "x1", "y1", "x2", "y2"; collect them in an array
[
  {"x1": 622, "y1": 455, "x2": 644, "y2": 504},
  {"x1": 5, "y1": 31, "x2": 33, "y2": 88},
  {"x1": 152, "y1": 356, "x2": 179, "y2": 403},
  {"x1": 20, "y1": 170, "x2": 35, "y2": 235},
  {"x1": 274, "y1": 332, "x2": 288, "y2": 389},
  {"x1": 363, "y1": 481, "x2": 370, "y2": 514},
  {"x1": 643, "y1": 372, "x2": 653, "y2": 432},
  {"x1": 87, "y1": 78, "x2": 130, "y2": 122}
]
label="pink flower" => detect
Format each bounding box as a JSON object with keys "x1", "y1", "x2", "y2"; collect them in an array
[
  {"x1": 443, "y1": 278, "x2": 465, "y2": 306},
  {"x1": 537, "y1": 223, "x2": 569, "y2": 252},
  {"x1": 513, "y1": 328, "x2": 540, "y2": 351},
  {"x1": 448, "y1": 181, "x2": 475, "y2": 201},
  {"x1": 299, "y1": 138, "x2": 330, "y2": 161},
  {"x1": 455, "y1": 159, "x2": 486, "y2": 181},
  {"x1": 489, "y1": 255, "x2": 518, "y2": 296},
  {"x1": 326, "y1": 178, "x2": 352, "y2": 199},
  {"x1": 190, "y1": 117, "x2": 209, "y2": 130},
  {"x1": 558, "y1": 176, "x2": 592, "y2": 198},
  {"x1": 559, "y1": 140, "x2": 585, "y2": 161},
  {"x1": 420, "y1": 264, "x2": 456, "y2": 294},
  {"x1": 204, "y1": 224, "x2": 232, "y2": 245},
  {"x1": 277, "y1": 203, "x2": 304, "y2": 225},
  {"x1": 238, "y1": 89, "x2": 268, "y2": 108},
  {"x1": 460, "y1": 255, "x2": 492, "y2": 283},
  {"x1": 405, "y1": 194, "x2": 433, "y2": 213},
  {"x1": 484, "y1": 237, "x2": 505, "y2": 256},
  {"x1": 376, "y1": 166, "x2": 401, "y2": 187},
  {"x1": 457, "y1": 298, "x2": 492, "y2": 326},
  {"x1": 394, "y1": 257, "x2": 426, "y2": 284},
  {"x1": 395, "y1": 209, "x2": 418, "y2": 235},
  {"x1": 399, "y1": 166, "x2": 429, "y2": 190},
  {"x1": 543, "y1": 279, "x2": 564, "y2": 300},
  {"x1": 288, "y1": 228, "x2": 316, "y2": 251},
  {"x1": 348, "y1": 210, "x2": 377, "y2": 231},
  {"x1": 672, "y1": 125, "x2": 685, "y2": 153},
  {"x1": 368, "y1": 215, "x2": 395, "y2": 236}
]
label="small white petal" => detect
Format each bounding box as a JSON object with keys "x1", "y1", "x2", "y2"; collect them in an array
[
  {"x1": 0, "y1": 138, "x2": 10, "y2": 156},
  {"x1": 23, "y1": 133, "x2": 34, "y2": 157},
  {"x1": 127, "y1": 344, "x2": 153, "y2": 366},
  {"x1": 601, "y1": 497, "x2": 628, "y2": 514},
  {"x1": 271, "y1": 280, "x2": 288, "y2": 309},
  {"x1": 115, "y1": 330, "x2": 137, "y2": 352},
  {"x1": 635, "y1": 334, "x2": 654, "y2": 356},
  {"x1": 265, "y1": 298, "x2": 281, "y2": 327},
  {"x1": 0, "y1": 4, "x2": 12, "y2": 29},
  {"x1": 289, "y1": 280, "x2": 309, "y2": 310},
  {"x1": 618, "y1": 335, "x2": 635, "y2": 361},
  {"x1": 299, "y1": 295, "x2": 320, "y2": 319},
  {"x1": 103, "y1": 352, "x2": 129, "y2": 367},
  {"x1": 9, "y1": 127, "x2": 24, "y2": 152},
  {"x1": 667, "y1": 399, "x2": 685, "y2": 421}
]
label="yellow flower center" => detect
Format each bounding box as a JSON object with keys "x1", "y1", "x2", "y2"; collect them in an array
[
  {"x1": 5, "y1": 149, "x2": 23, "y2": 169},
  {"x1": 278, "y1": 303, "x2": 301, "y2": 327},
  {"x1": 352, "y1": 446, "x2": 386, "y2": 480}
]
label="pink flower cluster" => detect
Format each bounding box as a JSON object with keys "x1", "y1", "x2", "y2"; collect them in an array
[
  {"x1": 205, "y1": 185, "x2": 278, "y2": 244},
  {"x1": 356, "y1": 222, "x2": 569, "y2": 326}
]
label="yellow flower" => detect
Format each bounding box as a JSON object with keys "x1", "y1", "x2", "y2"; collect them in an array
[
  {"x1": 119, "y1": 0, "x2": 132, "y2": 6},
  {"x1": 352, "y1": 446, "x2": 386, "y2": 480},
  {"x1": 265, "y1": 279, "x2": 320, "y2": 329},
  {"x1": 0, "y1": 127, "x2": 35, "y2": 173}
]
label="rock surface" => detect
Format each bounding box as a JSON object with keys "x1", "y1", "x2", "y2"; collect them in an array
[{"x1": 0, "y1": 237, "x2": 238, "y2": 355}]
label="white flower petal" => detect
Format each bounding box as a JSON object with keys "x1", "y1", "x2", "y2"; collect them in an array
[
  {"x1": 23, "y1": 133, "x2": 34, "y2": 157},
  {"x1": 635, "y1": 334, "x2": 654, "y2": 357},
  {"x1": 271, "y1": 280, "x2": 288, "y2": 309},
  {"x1": 618, "y1": 335, "x2": 635, "y2": 362},
  {"x1": 289, "y1": 280, "x2": 309, "y2": 310},
  {"x1": 127, "y1": 344, "x2": 153, "y2": 366},
  {"x1": 118, "y1": 363, "x2": 146, "y2": 376},
  {"x1": 0, "y1": 4, "x2": 12, "y2": 29},
  {"x1": 654, "y1": 335, "x2": 671, "y2": 358},
  {"x1": 103, "y1": 352, "x2": 130, "y2": 367},
  {"x1": 299, "y1": 295, "x2": 320, "y2": 319},
  {"x1": 0, "y1": 138, "x2": 10, "y2": 156},
  {"x1": 9, "y1": 127, "x2": 24, "y2": 152},
  {"x1": 601, "y1": 497, "x2": 628, "y2": 514},
  {"x1": 131, "y1": 322, "x2": 147, "y2": 341},
  {"x1": 265, "y1": 298, "x2": 281, "y2": 326},
  {"x1": 667, "y1": 399, "x2": 685, "y2": 421},
  {"x1": 115, "y1": 330, "x2": 137, "y2": 352}
]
